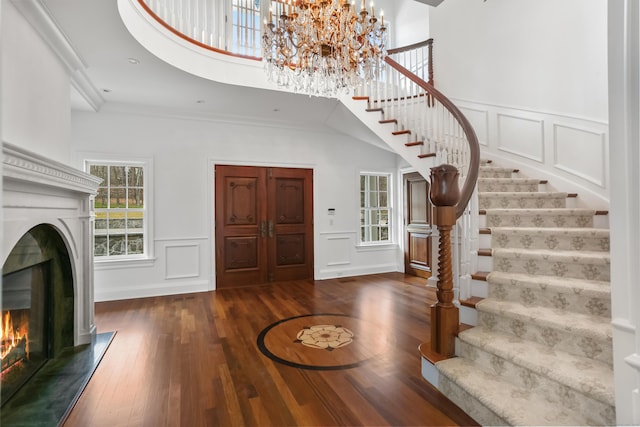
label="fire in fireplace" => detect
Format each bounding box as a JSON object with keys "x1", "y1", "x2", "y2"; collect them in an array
[
  {"x1": 1, "y1": 260, "x2": 51, "y2": 406},
  {"x1": 1, "y1": 310, "x2": 30, "y2": 371}
]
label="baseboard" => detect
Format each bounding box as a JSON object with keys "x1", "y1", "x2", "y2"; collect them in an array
[
  {"x1": 316, "y1": 263, "x2": 400, "y2": 280},
  {"x1": 95, "y1": 279, "x2": 210, "y2": 302}
]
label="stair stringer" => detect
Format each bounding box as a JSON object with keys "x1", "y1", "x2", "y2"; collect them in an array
[{"x1": 338, "y1": 93, "x2": 440, "y2": 180}]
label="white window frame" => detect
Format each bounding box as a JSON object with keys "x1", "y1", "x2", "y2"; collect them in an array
[
  {"x1": 84, "y1": 156, "x2": 154, "y2": 265},
  {"x1": 359, "y1": 172, "x2": 393, "y2": 246}
]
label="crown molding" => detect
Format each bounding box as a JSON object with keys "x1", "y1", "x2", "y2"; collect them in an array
[
  {"x1": 3, "y1": 141, "x2": 102, "y2": 195},
  {"x1": 11, "y1": 0, "x2": 104, "y2": 111}
]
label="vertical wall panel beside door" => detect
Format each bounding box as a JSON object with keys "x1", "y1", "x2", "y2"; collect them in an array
[{"x1": 215, "y1": 165, "x2": 313, "y2": 288}]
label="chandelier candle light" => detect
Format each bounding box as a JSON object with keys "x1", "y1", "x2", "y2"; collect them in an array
[{"x1": 262, "y1": 0, "x2": 387, "y2": 97}]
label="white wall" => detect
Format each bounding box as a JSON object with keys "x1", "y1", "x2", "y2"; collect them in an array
[
  {"x1": 429, "y1": 0, "x2": 609, "y2": 209},
  {"x1": 394, "y1": 0, "x2": 430, "y2": 47},
  {"x1": 71, "y1": 107, "x2": 403, "y2": 301},
  {"x1": 0, "y1": 0, "x2": 71, "y2": 164}
]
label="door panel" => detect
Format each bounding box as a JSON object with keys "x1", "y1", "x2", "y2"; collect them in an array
[
  {"x1": 269, "y1": 168, "x2": 314, "y2": 282},
  {"x1": 215, "y1": 165, "x2": 313, "y2": 288},
  {"x1": 404, "y1": 172, "x2": 432, "y2": 278},
  {"x1": 215, "y1": 165, "x2": 268, "y2": 287}
]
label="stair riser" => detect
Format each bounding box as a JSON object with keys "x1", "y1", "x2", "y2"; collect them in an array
[
  {"x1": 486, "y1": 280, "x2": 611, "y2": 318},
  {"x1": 477, "y1": 310, "x2": 612, "y2": 364},
  {"x1": 485, "y1": 213, "x2": 594, "y2": 228},
  {"x1": 456, "y1": 340, "x2": 615, "y2": 425},
  {"x1": 492, "y1": 254, "x2": 610, "y2": 282},
  {"x1": 491, "y1": 230, "x2": 610, "y2": 252},
  {"x1": 472, "y1": 278, "x2": 488, "y2": 298},
  {"x1": 477, "y1": 255, "x2": 493, "y2": 273}
]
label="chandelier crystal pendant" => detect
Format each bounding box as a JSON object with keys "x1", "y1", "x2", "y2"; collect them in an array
[{"x1": 262, "y1": 0, "x2": 388, "y2": 97}]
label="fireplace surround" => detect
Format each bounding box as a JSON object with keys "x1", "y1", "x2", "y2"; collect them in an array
[{"x1": 2, "y1": 142, "x2": 101, "y2": 402}]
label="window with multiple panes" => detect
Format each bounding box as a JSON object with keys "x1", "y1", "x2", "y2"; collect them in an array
[
  {"x1": 89, "y1": 162, "x2": 147, "y2": 259},
  {"x1": 231, "y1": 0, "x2": 262, "y2": 56},
  {"x1": 360, "y1": 173, "x2": 392, "y2": 244}
]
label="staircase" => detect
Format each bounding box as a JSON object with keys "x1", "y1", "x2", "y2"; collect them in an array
[{"x1": 436, "y1": 161, "x2": 615, "y2": 426}]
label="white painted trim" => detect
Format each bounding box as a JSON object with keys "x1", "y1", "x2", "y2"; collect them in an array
[
  {"x1": 496, "y1": 113, "x2": 545, "y2": 163},
  {"x1": 94, "y1": 279, "x2": 210, "y2": 302},
  {"x1": 317, "y1": 262, "x2": 399, "y2": 280},
  {"x1": 552, "y1": 123, "x2": 607, "y2": 187}
]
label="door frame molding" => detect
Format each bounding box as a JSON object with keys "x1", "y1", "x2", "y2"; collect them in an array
[{"x1": 207, "y1": 158, "x2": 316, "y2": 290}]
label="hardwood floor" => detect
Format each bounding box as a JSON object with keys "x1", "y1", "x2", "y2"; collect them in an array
[{"x1": 64, "y1": 273, "x2": 478, "y2": 427}]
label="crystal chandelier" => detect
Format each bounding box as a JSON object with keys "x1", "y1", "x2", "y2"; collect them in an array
[{"x1": 262, "y1": 0, "x2": 388, "y2": 97}]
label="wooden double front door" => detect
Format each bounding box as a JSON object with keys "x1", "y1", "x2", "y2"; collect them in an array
[{"x1": 215, "y1": 165, "x2": 314, "y2": 288}]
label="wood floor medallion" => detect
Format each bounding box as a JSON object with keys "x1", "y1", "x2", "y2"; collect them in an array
[{"x1": 258, "y1": 313, "x2": 389, "y2": 370}]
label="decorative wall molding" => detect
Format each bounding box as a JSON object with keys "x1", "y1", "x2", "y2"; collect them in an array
[
  {"x1": 323, "y1": 234, "x2": 352, "y2": 267},
  {"x1": 165, "y1": 243, "x2": 200, "y2": 279},
  {"x1": 497, "y1": 113, "x2": 545, "y2": 162},
  {"x1": 553, "y1": 124, "x2": 606, "y2": 187},
  {"x1": 3, "y1": 142, "x2": 102, "y2": 194},
  {"x1": 451, "y1": 98, "x2": 609, "y2": 209},
  {"x1": 458, "y1": 106, "x2": 489, "y2": 147}
]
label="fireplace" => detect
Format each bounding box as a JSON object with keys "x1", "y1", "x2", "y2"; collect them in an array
[{"x1": 1, "y1": 143, "x2": 101, "y2": 406}]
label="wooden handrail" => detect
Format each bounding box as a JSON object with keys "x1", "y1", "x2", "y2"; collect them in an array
[
  {"x1": 387, "y1": 38, "x2": 433, "y2": 55},
  {"x1": 384, "y1": 56, "x2": 480, "y2": 219},
  {"x1": 388, "y1": 38, "x2": 434, "y2": 87}
]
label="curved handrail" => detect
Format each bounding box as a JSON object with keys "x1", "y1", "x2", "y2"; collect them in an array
[
  {"x1": 385, "y1": 56, "x2": 480, "y2": 218},
  {"x1": 137, "y1": 0, "x2": 262, "y2": 61},
  {"x1": 387, "y1": 38, "x2": 433, "y2": 55}
]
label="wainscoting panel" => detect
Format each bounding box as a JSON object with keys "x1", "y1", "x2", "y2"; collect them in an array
[
  {"x1": 325, "y1": 234, "x2": 352, "y2": 266},
  {"x1": 94, "y1": 236, "x2": 211, "y2": 301},
  {"x1": 459, "y1": 107, "x2": 489, "y2": 147},
  {"x1": 553, "y1": 124, "x2": 606, "y2": 187},
  {"x1": 451, "y1": 97, "x2": 609, "y2": 209},
  {"x1": 316, "y1": 231, "x2": 401, "y2": 280},
  {"x1": 165, "y1": 243, "x2": 200, "y2": 279},
  {"x1": 497, "y1": 113, "x2": 545, "y2": 162}
]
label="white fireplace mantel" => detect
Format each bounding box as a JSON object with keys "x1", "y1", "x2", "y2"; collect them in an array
[{"x1": 2, "y1": 141, "x2": 102, "y2": 345}]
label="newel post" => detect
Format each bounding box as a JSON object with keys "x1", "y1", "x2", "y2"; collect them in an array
[{"x1": 429, "y1": 164, "x2": 460, "y2": 357}]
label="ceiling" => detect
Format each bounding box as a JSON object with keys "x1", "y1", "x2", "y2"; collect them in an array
[{"x1": 37, "y1": 0, "x2": 392, "y2": 147}]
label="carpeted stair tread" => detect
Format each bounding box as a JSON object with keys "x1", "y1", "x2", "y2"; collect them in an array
[
  {"x1": 485, "y1": 208, "x2": 596, "y2": 228},
  {"x1": 436, "y1": 357, "x2": 611, "y2": 426},
  {"x1": 478, "y1": 166, "x2": 516, "y2": 179},
  {"x1": 492, "y1": 247, "x2": 610, "y2": 281},
  {"x1": 487, "y1": 271, "x2": 610, "y2": 303},
  {"x1": 479, "y1": 192, "x2": 569, "y2": 209},
  {"x1": 492, "y1": 247, "x2": 610, "y2": 264},
  {"x1": 485, "y1": 208, "x2": 596, "y2": 216},
  {"x1": 486, "y1": 271, "x2": 611, "y2": 318},
  {"x1": 478, "y1": 178, "x2": 541, "y2": 192},
  {"x1": 490, "y1": 227, "x2": 610, "y2": 251},
  {"x1": 480, "y1": 191, "x2": 568, "y2": 198},
  {"x1": 458, "y1": 326, "x2": 615, "y2": 407},
  {"x1": 476, "y1": 299, "x2": 612, "y2": 359}
]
